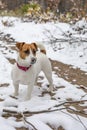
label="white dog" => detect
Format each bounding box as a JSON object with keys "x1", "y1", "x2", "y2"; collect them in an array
[{"x1": 11, "y1": 42, "x2": 53, "y2": 100}]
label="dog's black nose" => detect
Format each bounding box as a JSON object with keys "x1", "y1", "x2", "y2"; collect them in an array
[{"x1": 31, "y1": 58, "x2": 36, "y2": 64}]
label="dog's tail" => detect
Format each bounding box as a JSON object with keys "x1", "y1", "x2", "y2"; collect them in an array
[{"x1": 36, "y1": 42, "x2": 46, "y2": 54}]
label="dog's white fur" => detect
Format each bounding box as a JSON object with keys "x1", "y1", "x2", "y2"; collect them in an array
[{"x1": 11, "y1": 42, "x2": 53, "y2": 100}]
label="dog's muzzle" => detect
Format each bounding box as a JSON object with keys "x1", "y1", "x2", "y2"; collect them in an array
[{"x1": 31, "y1": 58, "x2": 36, "y2": 65}]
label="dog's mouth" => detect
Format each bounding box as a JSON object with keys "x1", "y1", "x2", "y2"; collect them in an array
[{"x1": 31, "y1": 58, "x2": 36, "y2": 65}]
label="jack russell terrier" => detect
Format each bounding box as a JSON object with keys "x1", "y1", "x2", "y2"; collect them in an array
[{"x1": 11, "y1": 42, "x2": 53, "y2": 100}]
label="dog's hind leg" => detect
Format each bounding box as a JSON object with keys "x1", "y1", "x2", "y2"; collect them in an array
[
  {"x1": 45, "y1": 71, "x2": 53, "y2": 92},
  {"x1": 42, "y1": 63, "x2": 53, "y2": 92}
]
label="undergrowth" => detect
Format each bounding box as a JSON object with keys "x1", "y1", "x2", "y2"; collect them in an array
[{"x1": 0, "y1": 1, "x2": 87, "y2": 23}]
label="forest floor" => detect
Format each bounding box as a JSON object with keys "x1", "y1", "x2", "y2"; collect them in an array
[{"x1": 0, "y1": 17, "x2": 87, "y2": 130}]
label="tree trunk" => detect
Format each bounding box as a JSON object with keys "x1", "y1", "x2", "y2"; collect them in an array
[{"x1": 38, "y1": 0, "x2": 47, "y2": 11}]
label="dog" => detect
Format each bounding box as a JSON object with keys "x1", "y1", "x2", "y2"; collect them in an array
[{"x1": 11, "y1": 42, "x2": 53, "y2": 100}]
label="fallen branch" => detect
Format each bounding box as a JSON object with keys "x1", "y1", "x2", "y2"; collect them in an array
[
  {"x1": 3, "y1": 107, "x2": 66, "y2": 115},
  {"x1": 2, "y1": 99, "x2": 87, "y2": 116},
  {"x1": 3, "y1": 107, "x2": 87, "y2": 117}
]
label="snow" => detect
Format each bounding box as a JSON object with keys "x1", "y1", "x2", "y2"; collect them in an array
[
  {"x1": 0, "y1": 16, "x2": 87, "y2": 130},
  {"x1": 27, "y1": 113, "x2": 87, "y2": 130},
  {"x1": 0, "y1": 17, "x2": 87, "y2": 71},
  {"x1": 0, "y1": 51, "x2": 12, "y2": 85},
  {"x1": 0, "y1": 117, "x2": 15, "y2": 130}
]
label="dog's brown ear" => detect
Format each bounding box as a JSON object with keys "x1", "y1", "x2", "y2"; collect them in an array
[
  {"x1": 31, "y1": 43, "x2": 38, "y2": 51},
  {"x1": 16, "y1": 42, "x2": 25, "y2": 50}
]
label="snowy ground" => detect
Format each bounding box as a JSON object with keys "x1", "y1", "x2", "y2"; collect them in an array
[{"x1": 0, "y1": 16, "x2": 87, "y2": 130}]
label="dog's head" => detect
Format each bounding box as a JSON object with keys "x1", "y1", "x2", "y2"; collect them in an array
[{"x1": 16, "y1": 42, "x2": 37, "y2": 66}]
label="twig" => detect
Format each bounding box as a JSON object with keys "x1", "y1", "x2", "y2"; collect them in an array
[
  {"x1": 61, "y1": 110, "x2": 79, "y2": 122},
  {"x1": 44, "y1": 27, "x2": 87, "y2": 45},
  {"x1": 76, "y1": 114, "x2": 87, "y2": 130},
  {"x1": 21, "y1": 113, "x2": 38, "y2": 130},
  {"x1": 66, "y1": 108, "x2": 87, "y2": 130},
  {"x1": 61, "y1": 110, "x2": 87, "y2": 130},
  {"x1": 80, "y1": 94, "x2": 87, "y2": 100},
  {"x1": 66, "y1": 107, "x2": 87, "y2": 116}
]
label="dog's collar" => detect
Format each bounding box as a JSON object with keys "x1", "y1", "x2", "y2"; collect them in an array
[{"x1": 17, "y1": 63, "x2": 32, "y2": 71}]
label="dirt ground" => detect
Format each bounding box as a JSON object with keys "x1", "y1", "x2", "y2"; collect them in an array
[
  {"x1": 51, "y1": 59, "x2": 87, "y2": 92},
  {"x1": 51, "y1": 59, "x2": 87, "y2": 118}
]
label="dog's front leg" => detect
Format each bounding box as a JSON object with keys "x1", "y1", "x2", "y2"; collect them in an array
[
  {"x1": 25, "y1": 82, "x2": 34, "y2": 100},
  {"x1": 13, "y1": 82, "x2": 19, "y2": 96}
]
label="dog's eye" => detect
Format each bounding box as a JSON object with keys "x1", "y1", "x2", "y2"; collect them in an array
[
  {"x1": 24, "y1": 50, "x2": 30, "y2": 54},
  {"x1": 33, "y1": 49, "x2": 36, "y2": 54}
]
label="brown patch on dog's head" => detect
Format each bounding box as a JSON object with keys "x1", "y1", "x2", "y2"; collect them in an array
[
  {"x1": 31, "y1": 43, "x2": 38, "y2": 51},
  {"x1": 31, "y1": 42, "x2": 46, "y2": 55},
  {"x1": 16, "y1": 42, "x2": 25, "y2": 50},
  {"x1": 16, "y1": 42, "x2": 37, "y2": 59},
  {"x1": 31, "y1": 43, "x2": 38, "y2": 55}
]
